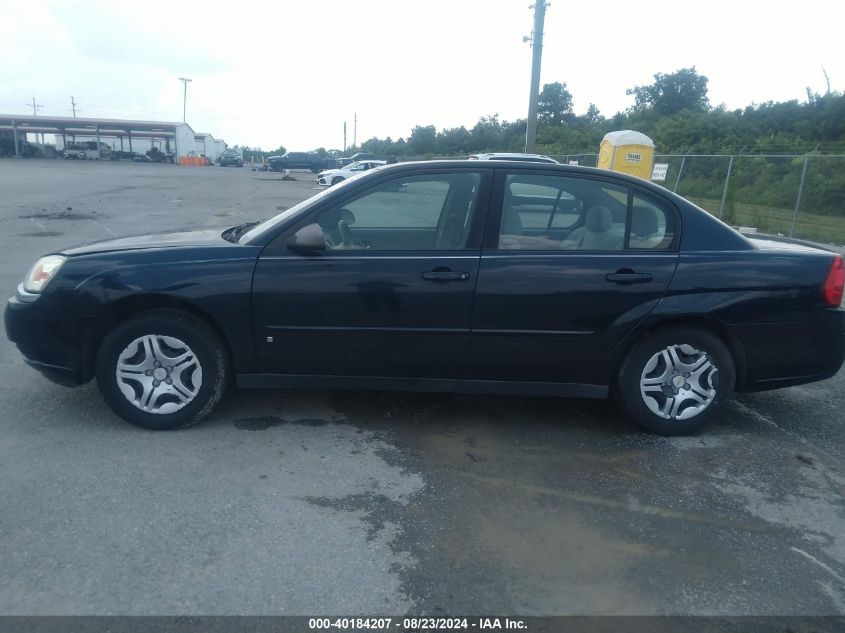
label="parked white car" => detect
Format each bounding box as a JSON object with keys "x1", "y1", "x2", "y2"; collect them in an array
[
  {"x1": 317, "y1": 160, "x2": 385, "y2": 186},
  {"x1": 468, "y1": 152, "x2": 559, "y2": 164},
  {"x1": 63, "y1": 141, "x2": 113, "y2": 160}
]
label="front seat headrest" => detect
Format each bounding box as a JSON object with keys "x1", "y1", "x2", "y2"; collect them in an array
[
  {"x1": 632, "y1": 206, "x2": 659, "y2": 236},
  {"x1": 585, "y1": 206, "x2": 612, "y2": 232}
]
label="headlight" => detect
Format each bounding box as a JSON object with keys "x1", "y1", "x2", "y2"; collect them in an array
[{"x1": 22, "y1": 255, "x2": 66, "y2": 293}]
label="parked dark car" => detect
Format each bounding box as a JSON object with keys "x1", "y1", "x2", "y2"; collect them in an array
[
  {"x1": 146, "y1": 147, "x2": 175, "y2": 163},
  {"x1": 337, "y1": 152, "x2": 378, "y2": 167},
  {"x1": 218, "y1": 151, "x2": 243, "y2": 167},
  {"x1": 5, "y1": 162, "x2": 844, "y2": 434},
  {"x1": 0, "y1": 138, "x2": 39, "y2": 158},
  {"x1": 268, "y1": 151, "x2": 326, "y2": 173}
]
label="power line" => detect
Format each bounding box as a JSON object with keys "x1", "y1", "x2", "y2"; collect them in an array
[{"x1": 77, "y1": 102, "x2": 179, "y2": 117}]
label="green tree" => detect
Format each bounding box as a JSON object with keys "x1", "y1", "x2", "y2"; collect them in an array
[
  {"x1": 439, "y1": 126, "x2": 472, "y2": 155},
  {"x1": 470, "y1": 115, "x2": 504, "y2": 152},
  {"x1": 407, "y1": 125, "x2": 438, "y2": 155},
  {"x1": 627, "y1": 67, "x2": 710, "y2": 115},
  {"x1": 582, "y1": 103, "x2": 603, "y2": 124},
  {"x1": 538, "y1": 82, "x2": 574, "y2": 124}
]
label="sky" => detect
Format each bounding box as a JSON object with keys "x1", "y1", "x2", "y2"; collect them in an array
[{"x1": 1, "y1": 0, "x2": 843, "y2": 151}]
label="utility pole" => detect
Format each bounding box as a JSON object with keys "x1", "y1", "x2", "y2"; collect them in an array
[
  {"x1": 27, "y1": 97, "x2": 44, "y2": 144},
  {"x1": 178, "y1": 77, "x2": 192, "y2": 123},
  {"x1": 71, "y1": 96, "x2": 80, "y2": 117},
  {"x1": 524, "y1": 1, "x2": 547, "y2": 154},
  {"x1": 27, "y1": 97, "x2": 43, "y2": 116},
  {"x1": 343, "y1": 121, "x2": 347, "y2": 152},
  {"x1": 353, "y1": 112, "x2": 357, "y2": 148}
]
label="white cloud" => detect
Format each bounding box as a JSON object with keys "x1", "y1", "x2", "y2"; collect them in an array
[{"x1": 1, "y1": 0, "x2": 843, "y2": 150}]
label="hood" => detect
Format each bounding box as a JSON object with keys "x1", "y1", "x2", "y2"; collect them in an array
[
  {"x1": 318, "y1": 169, "x2": 339, "y2": 177},
  {"x1": 61, "y1": 229, "x2": 232, "y2": 256}
]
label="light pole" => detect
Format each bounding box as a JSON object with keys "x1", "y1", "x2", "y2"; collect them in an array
[
  {"x1": 524, "y1": 1, "x2": 548, "y2": 154},
  {"x1": 178, "y1": 77, "x2": 192, "y2": 123}
]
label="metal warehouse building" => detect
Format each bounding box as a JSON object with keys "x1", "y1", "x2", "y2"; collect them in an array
[{"x1": 0, "y1": 114, "x2": 228, "y2": 161}]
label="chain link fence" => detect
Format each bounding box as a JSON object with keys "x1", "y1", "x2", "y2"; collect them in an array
[{"x1": 543, "y1": 153, "x2": 845, "y2": 246}]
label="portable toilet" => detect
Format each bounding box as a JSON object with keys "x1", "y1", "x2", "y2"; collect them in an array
[{"x1": 597, "y1": 130, "x2": 655, "y2": 180}]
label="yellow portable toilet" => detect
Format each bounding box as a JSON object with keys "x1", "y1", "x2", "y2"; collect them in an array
[{"x1": 597, "y1": 130, "x2": 655, "y2": 180}]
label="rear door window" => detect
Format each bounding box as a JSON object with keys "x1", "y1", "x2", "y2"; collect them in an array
[{"x1": 498, "y1": 174, "x2": 628, "y2": 251}]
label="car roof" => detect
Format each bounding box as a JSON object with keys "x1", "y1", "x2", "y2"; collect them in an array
[{"x1": 375, "y1": 159, "x2": 685, "y2": 196}]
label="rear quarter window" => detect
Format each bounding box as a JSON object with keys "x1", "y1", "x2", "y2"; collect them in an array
[{"x1": 629, "y1": 192, "x2": 676, "y2": 250}]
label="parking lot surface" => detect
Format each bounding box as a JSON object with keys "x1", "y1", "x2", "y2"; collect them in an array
[{"x1": 1, "y1": 160, "x2": 844, "y2": 615}]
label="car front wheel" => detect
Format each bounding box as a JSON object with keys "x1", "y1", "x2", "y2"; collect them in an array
[
  {"x1": 96, "y1": 310, "x2": 226, "y2": 430},
  {"x1": 331, "y1": 176, "x2": 344, "y2": 186},
  {"x1": 615, "y1": 327, "x2": 735, "y2": 435}
]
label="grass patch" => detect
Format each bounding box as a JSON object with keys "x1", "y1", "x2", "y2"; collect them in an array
[{"x1": 687, "y1": 197, "x2": 845, "y2": 245}]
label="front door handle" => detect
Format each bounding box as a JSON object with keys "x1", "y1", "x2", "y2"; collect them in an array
[
  {"x1": 605, "y1": 270, "x2": 653, "y2": 284},
  {"x1": 422, "y1": 270, "x2": 470, "y2": 282}
]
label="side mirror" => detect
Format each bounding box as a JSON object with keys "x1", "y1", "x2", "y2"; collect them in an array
[{"x1": 287, "y1": 223, "x2": 326, "y2": 254}]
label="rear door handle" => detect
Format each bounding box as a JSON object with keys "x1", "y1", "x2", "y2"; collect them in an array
[
  {"x1": 422, "y1": 270, "x2": 470, "y2": 282},
  {"x1": 605, "y1": 271, "x2": 653, "y2": 284}
]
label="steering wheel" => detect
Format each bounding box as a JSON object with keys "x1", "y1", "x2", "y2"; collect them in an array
[{"x1": 338, "y1": 219, "x2": 355, "y2": 247}]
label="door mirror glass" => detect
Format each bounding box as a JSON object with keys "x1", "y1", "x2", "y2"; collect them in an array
[{"x1": 287, "y1": 223, "x2": 326, "y2": 254}]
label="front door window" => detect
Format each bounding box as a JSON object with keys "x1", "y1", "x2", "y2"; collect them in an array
[{"x1": 314, "y1": 173, "x2": 482, "y2": 250}]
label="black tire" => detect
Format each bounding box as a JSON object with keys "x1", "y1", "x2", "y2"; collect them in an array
[
  {"x1": 331, "y1": 176, "x2": 344, "y2": 186},
  {"x1": 96, "y1": 309, "x2": 226, "y2": 430},
  {"x1": 615, "y1": 326, "x2": 735, "y2": 435}
]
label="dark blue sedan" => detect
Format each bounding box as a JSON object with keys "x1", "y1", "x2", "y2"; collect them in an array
[{"x1": 5, "y1": 161, "x2": 844, "y2": 434}]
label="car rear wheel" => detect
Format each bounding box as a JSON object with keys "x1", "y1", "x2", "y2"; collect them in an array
[
  {"x1": 331, "y1": 176, "x2": 344, "y2": 186},
  {"x1": 615, "y1": 327, "x2": 735, "y2": 435},
  {"x1": 96, "y1": 310, "x2": 226, "y2": 430}
]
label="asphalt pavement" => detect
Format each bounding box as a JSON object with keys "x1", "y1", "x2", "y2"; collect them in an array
[{"x1": 0, "y1": 159, "x2": 843, "y2": 616}]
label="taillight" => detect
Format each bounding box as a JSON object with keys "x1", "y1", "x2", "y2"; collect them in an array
[{"x1": 823, "y1": 256, "x2": 844, "y2": 307}]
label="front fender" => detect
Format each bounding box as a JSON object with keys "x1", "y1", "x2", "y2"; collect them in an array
[{"x1": 50, "y1": 247, "x2": 261, "y2": 374}]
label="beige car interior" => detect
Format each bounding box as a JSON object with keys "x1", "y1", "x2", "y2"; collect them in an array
[{"x1": 499, "y1": 183, "x2": 669, "y2": 251}]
